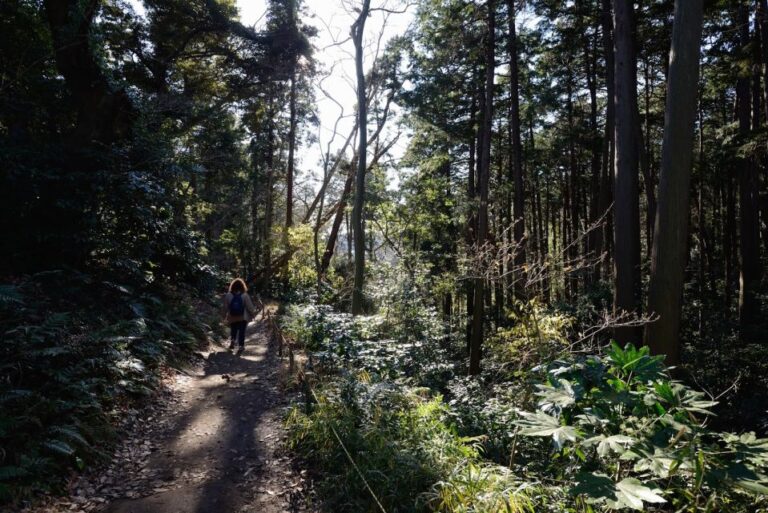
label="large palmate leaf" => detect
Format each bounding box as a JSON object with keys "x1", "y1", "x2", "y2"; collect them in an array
[
  {"x1": 679, "y1": 388, "x2": 719, "y2": 415},
  {"x1": 629, "y1": 447, "x2": 691, "y2": 478},
  {"x1": 732, "y1": 477, "x2": 768, "y2": 495},
  {"x1": 515, "y1": 410, "x2": 578, "y2": 449},
  {"x1": 583, "y1": 434, "x2": 636, "y2": 458},
  {"x1": 606, "y1": 342, "x2": 665, "y2": 382},
  {"x1": 721, "y1": 432, "x2": 768, "y2": 467},
  {"x1": 716, "y1": 460, "x2": 768, "y2": 494},
  {"x1": 606, "y1": 478, "x2": 666, "y2": 510},
  {"x1": 570, "y1": 472, "x2": 616, "y2": 503},
  {"x1": 570, "y1": 473, "x2": 669, "y2": 510},
  {"x1": 535, "y1": 378, "x2": 578, "y2": 413}
]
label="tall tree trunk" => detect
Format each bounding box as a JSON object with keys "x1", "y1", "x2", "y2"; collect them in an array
[
  {"x1": 612, "y1": 0, "x2": 642, "y2": 344},
  {"x1": 759, "y1": 0, "x2": 768, "y2": 122},
  {"x1": 321, "y1": 163, "x2": 355, "y2": 275},
  {"x1": 759, "y1": 0, "x2": 768, "y2": 258},
  {"x1": 566, "y1": 70, "x2": 579, "y2": 298},
  {"x1": 467, "y1": 77, "x2": 482, "y2": 352},
  {"x1": 286, "y1": 69, "x2": 298, "y2": 229},
  {"x1": 42, "y1": 0, "x2": 135, "y2": 266},
  {"x1": 645, "y1": 0, "x2": 704, "y2": 364},
  {"x1": 725, "y1": 171, "x2": 736, "y2": 309},
  {"x1": 544, "y1": 176, "x2": 552, "y2": 303},
  {"x1": 251, "y1": 151, "x2": 261, "y2": 273},
  {"x1": 314, "y1": 151, "x2": 329, "y2": 277},
  {"x1": 507, "y1": 0, "x2": 526, "y2": 299},
  {"x1": 737, "y1": 2, "x2": 763, "y2": 335},
  {"x1": 441, "y1": 158, "x2": 457, "y2": 320},
  {"x1": 697, "y1": 94, "x2": 709, "y2": 332},
  {"x1": 350, "y1": 0, "x2": 371, "y2": 315},
  {"x1": 495, "y1": 146, "x2": 505, "y2": 324},
  {"x1": 640, "y1": 59, "x2": 656, "y2": 260},
  {"x1": 469, "y1": 0, "x2": 495, "y2": 375},
  {"x1": 586, "y1": 30, "x2": 602, "y2": 287},
  {"x1": 601, "y1": 0, "x2": 616, "y2": 283},
  {"x1": 264, "y1": 111, "x2": 275, "y2": 291}
]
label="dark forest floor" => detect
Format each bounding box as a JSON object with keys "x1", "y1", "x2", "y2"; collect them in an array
[{"x1": 21, "y1": 318, "x2": 317, "y2": 513}]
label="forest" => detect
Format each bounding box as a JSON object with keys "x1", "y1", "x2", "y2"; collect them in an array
[{"x1": 3, "y1": 0, "x2": 768, "y2": 511}]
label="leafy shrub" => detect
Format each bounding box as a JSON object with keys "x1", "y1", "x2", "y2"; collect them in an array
[
  {"x1": 444, "y1": 303, "x2": 573, "y2": 464},
  {"x1": 283, "y1": 303, "x2": 455, "y2": 387},
  {"x1": 447, "y1": 377, "x2": 532, "y2": 466},
  {"x1": 284, "y1": 291, "x2": 768, "y2": 512},
  {"x1": 281, "y1": 303, "x2": 384, "y2": 351},
  {"x1": 428, "y1": 462, "x2": 540, "y2": 513},
  {"x1": 283, "y1": 224, "x2": 320, "y2": 299},
  {"x1": 287, "y1": 374, "x2": 479, "y2": 512},
  {"x1": 681, "y1": 322, "x2": 768, "y2": 435},
  {"x1": 515, "y1": 343, "x2": 768, "y2": 511},
  {"x1": 486, "y1": 300, "x2": 572, "y2": 375},
  {"x1": 553, "y1": 280, "x2": 612, "y2": 339},
  {"x1": 0, "y1": 271, "x2": 217, "y2": 504},
  {"x1": 373, "y1": 270, "x2": 446, "y2": 343}
]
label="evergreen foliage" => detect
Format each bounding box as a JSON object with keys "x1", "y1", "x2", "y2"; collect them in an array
[
  {"x1": 0, "y1": 271, "x2": 220, "y2": 502},
  {"x1": 4, "y1": 0, "x2": 768, "y2": 510},
  {"x1": 284, "y1": 291, "x2": 768, "y2": 512}
]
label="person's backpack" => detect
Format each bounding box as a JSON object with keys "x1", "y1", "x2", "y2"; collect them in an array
[{"x1": 229, "y1": 293, "x2": 245, "y2": 316}]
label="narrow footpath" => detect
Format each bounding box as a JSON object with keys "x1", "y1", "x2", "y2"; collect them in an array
[{"x1": 26, "y1": 318, "x2": 316, "y2": 513}]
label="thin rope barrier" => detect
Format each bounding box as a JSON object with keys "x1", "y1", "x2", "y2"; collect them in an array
[{"x1": 307, "y1": 386, "x2": 388, "y2": 513}]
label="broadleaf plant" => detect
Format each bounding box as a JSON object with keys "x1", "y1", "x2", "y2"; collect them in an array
[{"x1": 515, "y1": 343, "x2": 768, "y2": 511}]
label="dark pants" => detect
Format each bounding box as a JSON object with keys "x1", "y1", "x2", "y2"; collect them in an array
[{"x1": 229, "y1": 321, "x2": 247, "y2": 348}]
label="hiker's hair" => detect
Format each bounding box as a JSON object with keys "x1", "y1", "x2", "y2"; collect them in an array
[{"x1": 229, "y1": 278, "x2": 247, "y2": 293}]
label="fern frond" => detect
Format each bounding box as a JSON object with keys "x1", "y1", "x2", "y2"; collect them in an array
[
  {"x1": 0, "y1": 285, "x2": 23, "y2": 304},
  {"x1": 0, "y1": 466, "x2": 29, "y2": 481},
  {"x1": 43, "y1": 440, "x2": 75, "y2": 457},
  {"x1": 49, "y1": 426, "x2": 90, "y2": 448},
  {"x1": 19, "y1": 455, "x2": 53, "y2": 472},
  {"x1": 0, "y1": 483, "x2": 12, "y2": 502},
  {"x1": 0, "y1": 389, "x2": 34, "y2": 404},
  {"x1": 43, "y1": 312, "x2": 71, "y2": 329},
  {"x1": 30, "y1": 346, "x2": 72, "y2": 358}
]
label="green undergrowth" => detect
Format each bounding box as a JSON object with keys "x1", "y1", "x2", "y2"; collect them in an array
[
  {"x1": 282, "y1": 297, "x2": 768, "y2": 512},
  {"x1": 286, "y1": 372, "x2": 552, "y2": 512},
  {"x1": 0, "y1": 269, "x2": 222, "y2": 505},
  {"x1": 515, "y1": 343, "x2": 768, "y2": 512}
]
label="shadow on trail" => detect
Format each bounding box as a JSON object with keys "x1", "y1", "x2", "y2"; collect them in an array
[{"x1": 103, "y1": 319, "x2": 285, "y2": 513}]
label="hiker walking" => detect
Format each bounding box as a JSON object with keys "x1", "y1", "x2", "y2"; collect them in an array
[{"x1": 222, "y1": 278, "x2": 259, "y2": 352}]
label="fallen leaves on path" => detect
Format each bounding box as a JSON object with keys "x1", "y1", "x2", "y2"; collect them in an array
[{"x1": 21, "y1": 323, "x2": 319, "y2": 513}]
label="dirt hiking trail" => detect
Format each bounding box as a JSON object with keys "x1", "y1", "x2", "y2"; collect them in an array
[{"x1": 25, "y1": 317, "x2": 316, "y2": 513}]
